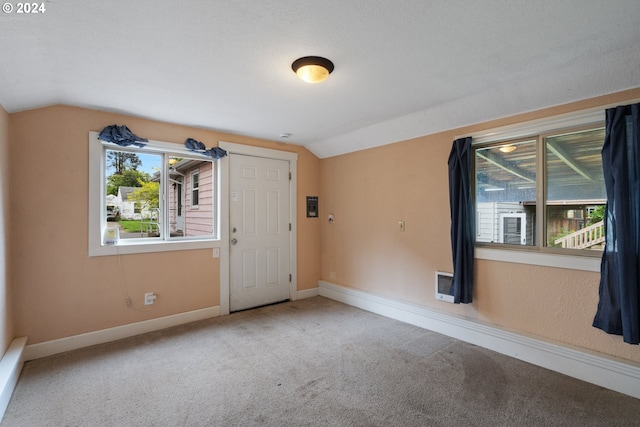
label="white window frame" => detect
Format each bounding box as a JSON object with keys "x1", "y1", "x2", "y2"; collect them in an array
[
  {"x1": 88, "y1": 131, "x2": 220, "y2": 256},
  {"x1": 465, "y1": 108, "x2": 610, "y2": 272},
  {"x1": 190, "y1": 169, "x2": 200, "y2": 208}
]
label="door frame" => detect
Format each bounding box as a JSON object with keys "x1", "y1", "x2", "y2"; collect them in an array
[
  {"x1": 498, "y1": 212, "x2": 527, "y2": 245},
  {"x1": 218, "y1": 141, "x2": 298, "y2": 315}
]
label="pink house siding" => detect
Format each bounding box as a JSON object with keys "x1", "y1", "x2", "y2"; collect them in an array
[{"x1": 185, "y1": 163, "x2": 213, "y2": 236}]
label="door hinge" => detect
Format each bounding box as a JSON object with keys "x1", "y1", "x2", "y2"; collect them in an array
[
  {"x1": 289, "y1": 171, "x2": 292, "y2": 180},
  {"x1": 289, "y1": 223, "x2": 292, "y2": 231},
  {"x1": 289, "y1": 274, "x2": 292, "y2": 282}
]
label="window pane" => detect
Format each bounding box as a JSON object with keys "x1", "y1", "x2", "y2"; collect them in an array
[
  {"x1": 105, "y1": 149, "x2": 162, "y2": 240},
  {"x1": 170, "y1": 159, "x2": 214, "y2": 238},
  {"x1": 545, "y1": 128, "x2": 606, "y2": 250},
  {"x1": 475, "y1": 140, "x2": 537, "y2": 245}
]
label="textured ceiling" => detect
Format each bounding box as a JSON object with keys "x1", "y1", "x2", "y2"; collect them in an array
[{"x1": 1, "y1": 0, "x2": 639, "y2": 158}]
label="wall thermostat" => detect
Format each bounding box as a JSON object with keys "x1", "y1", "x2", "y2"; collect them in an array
[{"x1": 306, "y1": 196, "x2": 318, "y2": 218}]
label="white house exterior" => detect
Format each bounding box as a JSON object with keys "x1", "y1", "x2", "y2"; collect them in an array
[{"x1": 116, "y1": 186, "x2": 142, "y2": 220}]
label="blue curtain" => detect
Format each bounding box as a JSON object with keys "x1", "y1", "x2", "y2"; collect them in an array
[
  {"x1": 448, "y1": 137, "x2": 474, "y2": 304},
  {"x1": 593, "y1": 103, "x2": 640, "y2": 345}
]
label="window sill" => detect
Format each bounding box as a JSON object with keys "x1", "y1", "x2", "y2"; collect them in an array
[
  {"x1": 89, "y1": 239, "x2": 220, "y2": 257},
  {"x1": 475, "y1": 247, "x2": 601, "y2": 272}
]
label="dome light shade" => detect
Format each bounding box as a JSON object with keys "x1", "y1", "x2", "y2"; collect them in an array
[
  {"x1": 499, "y1": 144, "x2": 517, "y2": 153},
  {"x1": 292, "y1": 56, "x2": 334, "y2": 83}
]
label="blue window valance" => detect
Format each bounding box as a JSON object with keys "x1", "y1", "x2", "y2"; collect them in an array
[
  {"x1": 98, "y1": 125, "x2": 148, "y2": 147},
  {"x1": 185, "y1": 138, "x2": 228, "y2": 159}
]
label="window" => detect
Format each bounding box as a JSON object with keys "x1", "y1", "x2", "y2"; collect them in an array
[
  {"x1": 545, "y1": 128, "x2": 606, "y2": 250},
  {"x1": 474, "y1": 125, "x2": 606, "y2": 254},
  {"x1": 475, "y1": 138, "x2": 537, "y2": 246},
  {"x1": 89, "y1": 132, "x2": 220, "y2": 256},
  {"x1": 191, "y1": 170, "x2": 199, "y2": 207}
]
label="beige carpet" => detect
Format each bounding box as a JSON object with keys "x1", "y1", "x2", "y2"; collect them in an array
[{"x1": 3, "y1": 296, "x2": 640, "y2": 426}]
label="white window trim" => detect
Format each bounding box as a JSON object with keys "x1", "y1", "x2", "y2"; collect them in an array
[
  {"x1": 475, "y1": 247, "x2": 600, "y2": 272},
  {"x1": 466, "y1": 108, "x2": 604, "y2": 144},
  {"x1": 88, "y1": 131, "x2": 220, "y2": 257},
  {"x1": 190, "y1": 169, "x2": 200, "y2": 208},
  {"x1": 463, "y1": 107, "x2": 609, "y2": 272}
]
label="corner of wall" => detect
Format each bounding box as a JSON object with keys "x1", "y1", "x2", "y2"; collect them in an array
[
  {"x1": 0, "y1": 104, "x2": 14, "y2": 354},
  {"x1": 0, "y1": 337, "x2": 27, "y2": 422},
  {"x1": 0, "y1": 104, "x2": 21, "y2": 422}
]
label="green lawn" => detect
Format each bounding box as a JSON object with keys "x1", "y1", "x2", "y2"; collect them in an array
[{"x1": 118, "y1": 220, "x2": 144, "y2": 233}]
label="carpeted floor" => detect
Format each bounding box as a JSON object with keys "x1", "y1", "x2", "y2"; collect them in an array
[{"x1": 3, "y1": 296, "x2": 640, "y2": 426}]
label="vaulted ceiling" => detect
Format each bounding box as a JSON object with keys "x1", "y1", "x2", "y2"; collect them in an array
[{"x1": 1, "y1": 0, "x2": 639, "y2": 158}]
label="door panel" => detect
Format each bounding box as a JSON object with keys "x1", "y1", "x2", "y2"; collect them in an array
[
  {"x1": 242, "y1": 249, "x2": 257, "y2": 289},
  {"x1": 243, "y1": 189, "x2": 257, "y2": 235},
  {"x1": 230, "y1": 154, "x2": 290, "y2": 311},
  {"x1": 499, "y1": 213, "x2": 527, "y2": 245}
]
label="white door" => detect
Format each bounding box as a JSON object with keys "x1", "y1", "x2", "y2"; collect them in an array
[
  {"x1": 499, "y1": 213, "x2": 527, "y2": 245},
  {"x1": 229, "y1": 154, "x2": 291, "y2": 311}
]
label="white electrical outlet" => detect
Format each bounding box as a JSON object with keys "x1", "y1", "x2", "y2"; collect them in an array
[{"x1": 144, "y1": 292, "x2": 157, "y2": 305}]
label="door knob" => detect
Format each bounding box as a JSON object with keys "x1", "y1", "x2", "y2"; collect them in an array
[{"x1": 231, "y1": 238, "x2": 238, "y2": 245}]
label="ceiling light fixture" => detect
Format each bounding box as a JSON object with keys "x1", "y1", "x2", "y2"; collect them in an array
[
  {"x1": 499, "y1": 145, "x2": 517, "y2": 153},
  {"x1": 292, "y1": 56, "x2": 334, "y2": 84}
]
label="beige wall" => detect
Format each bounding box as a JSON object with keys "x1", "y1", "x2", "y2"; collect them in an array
[
  {"x1": 320, "y1": 87, "x2": 640, "y2": 364},
  {"x1": 0, "y1": 104, "x2": 13, "y2": 354},
  {"x1": 10, "y1": 105, "x2": 320, "y2": 344},
  {"x1": 8, "y1": 88, "x2": 639, "y2": 362}
]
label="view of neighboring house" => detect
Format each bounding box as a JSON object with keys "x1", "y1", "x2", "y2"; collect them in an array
[
  {"x1": 116, "y1": 186, "x2": 143, "y2": 220},
  {"x1": 107, "y1": 159, "x2": 214, "y2": 238},
  {"x1": 476, "y1": 200, "x2": 605, "y2": 249},
  {"x1": 105, "y1": 194, "x2": 119, "y2": 221},
  {"x1": 168, "y1": 159, "x2": 213, "y2": 238}
]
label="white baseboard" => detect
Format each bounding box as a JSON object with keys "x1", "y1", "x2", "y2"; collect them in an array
[
  {"x1": 318, "y1": 280, "x2": 640, "y2": 400},
  {"x1": 24, "y1": 306, "x2": 220, "y2": 361},
  {"x1": 296, "y1": 287, "x2": 319, "y2": 300},
  {"x1": 0, "y1": 336, "x2": 27, "y2": 421}
]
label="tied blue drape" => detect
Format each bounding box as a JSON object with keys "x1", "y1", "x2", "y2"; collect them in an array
[
  {"x1": 448, "y1": 137, "x2": 474, "y2": 304},
  {"x1": 185, "y1": 138, "x2": 228, "y2": 159},
  {"x1": 98, "y1": 125, "x2": 148, "y2": 147},
  {"x1": 593, "y1": 103, "x2": 640, "y2": 344}
]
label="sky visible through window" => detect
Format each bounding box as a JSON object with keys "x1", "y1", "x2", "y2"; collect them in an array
[{"x1": 106, "y1": 152, "x2": 161, "y2": 176}]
